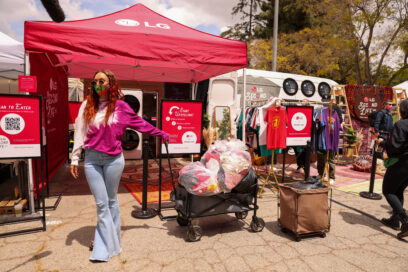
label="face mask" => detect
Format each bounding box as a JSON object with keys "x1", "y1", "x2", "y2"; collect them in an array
[
  {"x1": 93, "y1": 84, "x2": 110, "y2": 96},
  {"x1": 387, "y1": 105, "x2": 393, "y2": 111}
]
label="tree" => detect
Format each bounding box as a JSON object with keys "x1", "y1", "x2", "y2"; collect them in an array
[
  {"x1": 254, "y1": 0, "x2": 317, "y2": 39},
  {"x1": 248, "y1": 27, "x2": 355, "y2": 83},
  {"x1": 221, "y1": 0, "x2": 263, "y2": 41},
  {"x1": 344, "y1": 0, "x2": 408, "y2": 85}
]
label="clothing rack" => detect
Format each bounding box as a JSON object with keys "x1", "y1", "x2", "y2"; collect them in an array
[
  {"x1": 250, "y1": 99, "x2": 268, "y2": 107},
  {"x1": 280, "y1": 101, "x2": 331, "y2": 107}
]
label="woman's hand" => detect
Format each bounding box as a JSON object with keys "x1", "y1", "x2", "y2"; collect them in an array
[
  {"x1": 70, "y1": 165, "x2": 79, "y2": 179},
  {"x1": 161, "y1": 132, "x2": 170, "y2": 142}
]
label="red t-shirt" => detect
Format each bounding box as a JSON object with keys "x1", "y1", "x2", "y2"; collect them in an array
[{"x1": 264, "y1": 106, "x2": 287, "y2": 149}]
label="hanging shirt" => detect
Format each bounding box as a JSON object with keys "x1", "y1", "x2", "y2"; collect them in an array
[
  {"x1": 321, "y1": 107, "x2": 341, "y2": 151},
  {"x1": 258, "y1": 98, "x2": 278, "y2": 156},
  {"x1": 71, "y1": 99, "x2": 165, "y2": 165},
  {"x1": 264, "y1": 106, "x2": 287, "y2": 150}
]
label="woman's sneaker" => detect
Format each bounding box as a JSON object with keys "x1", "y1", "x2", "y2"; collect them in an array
[
  {"x1": 381, "y1": 214, "x2": 400, "y2": 230},
  {"x1": 397, "y1": 218, "x2": 408, "y2": 239}
]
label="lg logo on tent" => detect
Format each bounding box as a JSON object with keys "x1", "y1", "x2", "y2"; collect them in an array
[{"x1": 115, "y1": 19, "x2": 170, "y2": 29}]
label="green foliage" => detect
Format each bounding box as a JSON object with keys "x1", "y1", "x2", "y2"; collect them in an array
[
  {"x1": 344, "y1": 127, "x2": 357, "y2": 146},
  {"x1": 203, "y1": 113, "x2": 210, "y2": 129},
  {"x1": 248, "y1": 27, "x2": 353, "y2": 83},
  {"x1": 254, "y1": 0, "x2": 316, "y2": 38},
  {"x1": 216, "y1": 108, "x2": 231, "y2": 140},
  {"x1": 221, "y1": 0, "x2": 263, "y2": 41},
  {"x1": 229, "y1": 0, "x2": 408, "y2": 85}
]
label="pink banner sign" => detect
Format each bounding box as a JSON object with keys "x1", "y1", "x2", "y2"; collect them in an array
[
  {"x1": 18, "y1": 75, "x2": 37, "y2": 93},
  {"x1": 286, "y1": 106, "x2": 313, "y2": 146},
  {"x1": 161, "y1": 100, "x2": 202, "y2": 154},
  {"x1": 0, "y1": 95, "x2": 41, "y2": 158}
]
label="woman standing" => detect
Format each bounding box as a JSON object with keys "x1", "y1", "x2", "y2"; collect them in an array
[
  {"x1": 379, "y1": 99, "x2": 408, "y2": 239},
  {"x1": 70, "y1": 70, "x2": 169, "y2": 261}
]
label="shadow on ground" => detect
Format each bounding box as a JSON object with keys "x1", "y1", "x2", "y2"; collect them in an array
[
  {"x1": 5, "y1": 251, "x2": 52, "y2": 272},
  {"x1": 66, "y1": 224, "x2": 154, "y2": 248},
  {"x1": 164, "y1": 214, "x2": 250, "y2": 242},
  {"x1": 339, "y1": 211, "x2": 408, "y2": 242}
]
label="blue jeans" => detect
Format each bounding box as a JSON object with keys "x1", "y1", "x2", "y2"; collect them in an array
[{"x1": 84, "y1": 149, "x2": 124, "y2": 261}]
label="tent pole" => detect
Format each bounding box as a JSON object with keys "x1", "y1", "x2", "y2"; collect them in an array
[
  {"x1": 25, "y1": 52, "x2": 36, "y2": 214},
  {"x1": 192, "y1": 83, "x2": 196, "y2": 100},
  {"x1": 242, "y1": 68, "x2": 246, "y2": 144}
]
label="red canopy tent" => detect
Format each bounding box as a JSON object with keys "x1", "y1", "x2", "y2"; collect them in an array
[
  {"x1": 24, "y1": 3, "x2": 247, "y2": 82},
  {"x1": 23, "y1": 3, "x2": 247, "y2": 187}
]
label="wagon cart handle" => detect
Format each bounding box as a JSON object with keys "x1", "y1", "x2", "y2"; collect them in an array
[{"x1": 164, "y1": 140, "x2": 177, "y2": 193}]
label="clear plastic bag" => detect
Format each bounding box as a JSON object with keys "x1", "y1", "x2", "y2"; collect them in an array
[
  {"x1": 179, "y1": 162, "x2": 223, "y2": 196},
  {"x1": 180, "y1": 139, "x2": 252, "y2": 195},
  {"x1": 220, "y1": 150, "x2": 251, "y2": 192}
]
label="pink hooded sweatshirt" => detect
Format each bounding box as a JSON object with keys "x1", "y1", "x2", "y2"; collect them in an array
[{"x1": 71, "y1": 99, "x2": 165, "y2": 165}]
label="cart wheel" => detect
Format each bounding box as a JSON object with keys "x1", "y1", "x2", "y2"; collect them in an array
[
  {"x1": 187, "y1": 225, "x2": 202, "y2": 242},
  {"x1": 250, "y1": 217, "x2": 265, "y2": 232},
  {"x1": 295, "y1": 236, "x2": 301, "y2": 242},
  {"x1": 320, "y1": 233, "x2": 326, "y2": 238},
  {"x1": 281, "y1": 227, "x2": 287, "y2": 233},
  {"x1": 235, "y1": 211, "x2": 248, "y2": 220},
  {"x1": 176, "y1": 216, "x2": 189, "y2": 226}
]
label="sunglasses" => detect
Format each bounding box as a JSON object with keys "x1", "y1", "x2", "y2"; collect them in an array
[{"x1": 91, "y1": 79, "x2": 106, "y2": 85}]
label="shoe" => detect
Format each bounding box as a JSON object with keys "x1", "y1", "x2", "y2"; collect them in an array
[
  {"x1": 329, "y1": 179, "x2": 335, "y2": 185},
  {"x1": 89, "y1": 241, "x2": 94, "y2": 251},
  {"x1": 381, "y1": 214, "x2": 400, "y2": 231},
  {"x1": 397, "y1": 218, "x2": 408, "y2": 239}
]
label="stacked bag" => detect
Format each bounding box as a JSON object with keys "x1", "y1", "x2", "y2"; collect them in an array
[{"x1": 179, "y1": 139, "x2": 252, "y2": 196}]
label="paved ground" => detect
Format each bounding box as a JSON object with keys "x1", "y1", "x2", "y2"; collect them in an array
[{"x1": 1, "y1": 160, "x2": 408, "y2": 272}]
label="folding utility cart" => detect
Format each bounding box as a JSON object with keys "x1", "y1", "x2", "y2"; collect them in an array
[{"x1": 174, "y1": 169, "x2": 265, "y2": 242}]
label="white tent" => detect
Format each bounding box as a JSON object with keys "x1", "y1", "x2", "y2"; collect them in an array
[
  {"x1": 394, "y1": 80, "x2": 408, "y2": 91},
  {"x1": 0, "y1": 32, "x2": 24, "y2": 80}
]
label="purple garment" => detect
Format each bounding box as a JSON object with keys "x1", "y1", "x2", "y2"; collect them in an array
[
  {"x1": 322, "y1": 107, "x2": 340, "y2": 151},
  {"x1": 84, "y1": 100, "x2": 164, "y2": 156}
]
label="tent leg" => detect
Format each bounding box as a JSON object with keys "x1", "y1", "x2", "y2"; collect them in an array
[{"x1": 242, "y1": 68, "x2": 246, "y2": 143}]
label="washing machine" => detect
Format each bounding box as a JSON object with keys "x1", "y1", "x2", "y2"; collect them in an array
[
  {"x1": 281, "y1": 76, "x2": 333, "y2": 102},
  {"x1": 121, "y1": 89, "x2": 143, "y2": 159}
]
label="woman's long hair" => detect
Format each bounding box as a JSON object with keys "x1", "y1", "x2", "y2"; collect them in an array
[
  {"x1": 400, "y1": 98, "x2": 408, "y2": 120},
  {"x1": 83, "y1": 70, "x2": 122, "y2": 125}
]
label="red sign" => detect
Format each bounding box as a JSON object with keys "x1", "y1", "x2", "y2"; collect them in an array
[
  {"x1": 161, "y1": 100, "x2": 202, "y2": 154},
  {"x1": 286, "y1": 106, "x2": 313, "y2": 146},
  {"x1": 68, "y1": 102, "x2": 82, "y2": 129},
  {"x1": 18, "y1": 75, "x2": 37, "y2": 93},
  {"x1": 0, "y1": 95, "x2": 41, "y2": 158}
]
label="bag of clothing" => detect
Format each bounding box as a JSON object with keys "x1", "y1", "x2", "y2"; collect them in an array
[
  {"x1": 179, "y1": 139, "x2": 252, "y2": 195},
  {"x1": 178, "y1": 162, "x2": 223, "y2": 196},
  {"x1": 220, "y1": 150, "x2": 251, "y2": 192}
]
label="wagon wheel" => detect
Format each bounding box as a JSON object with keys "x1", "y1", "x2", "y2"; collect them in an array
[
  {"x1": 176, "y1": 215, "x2": 189, "y2": 226},
  {"x1": 235, "y1": 211, "x2": 248, "y2": 220},
  {"x1": 250, "y1": 217, "x2": 265, "y2": 232},
  {"x1": 187, "y1": 225, "x2": 202, "y2": 242}
]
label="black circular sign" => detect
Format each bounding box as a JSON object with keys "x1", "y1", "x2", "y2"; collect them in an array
[
  {"x1": 283, "y1": 78, "x2": 298, "y2": 96},
  {"x1": 122, "y1": 129, "x2": 140, "y2": 150},
  {"x1": 301, "y1": 80, "x2": 316, "y2": 97},
  {"x1": 123, "y1": 94, "x2": 140, "y2": 114},
  {"x1": 318, "y1": 82, "x2": 331, "y2": 99}
]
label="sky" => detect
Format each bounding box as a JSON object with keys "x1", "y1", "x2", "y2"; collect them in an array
[{"x1": 0, "y1": 0, "x2": 240, "y2": 42}]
